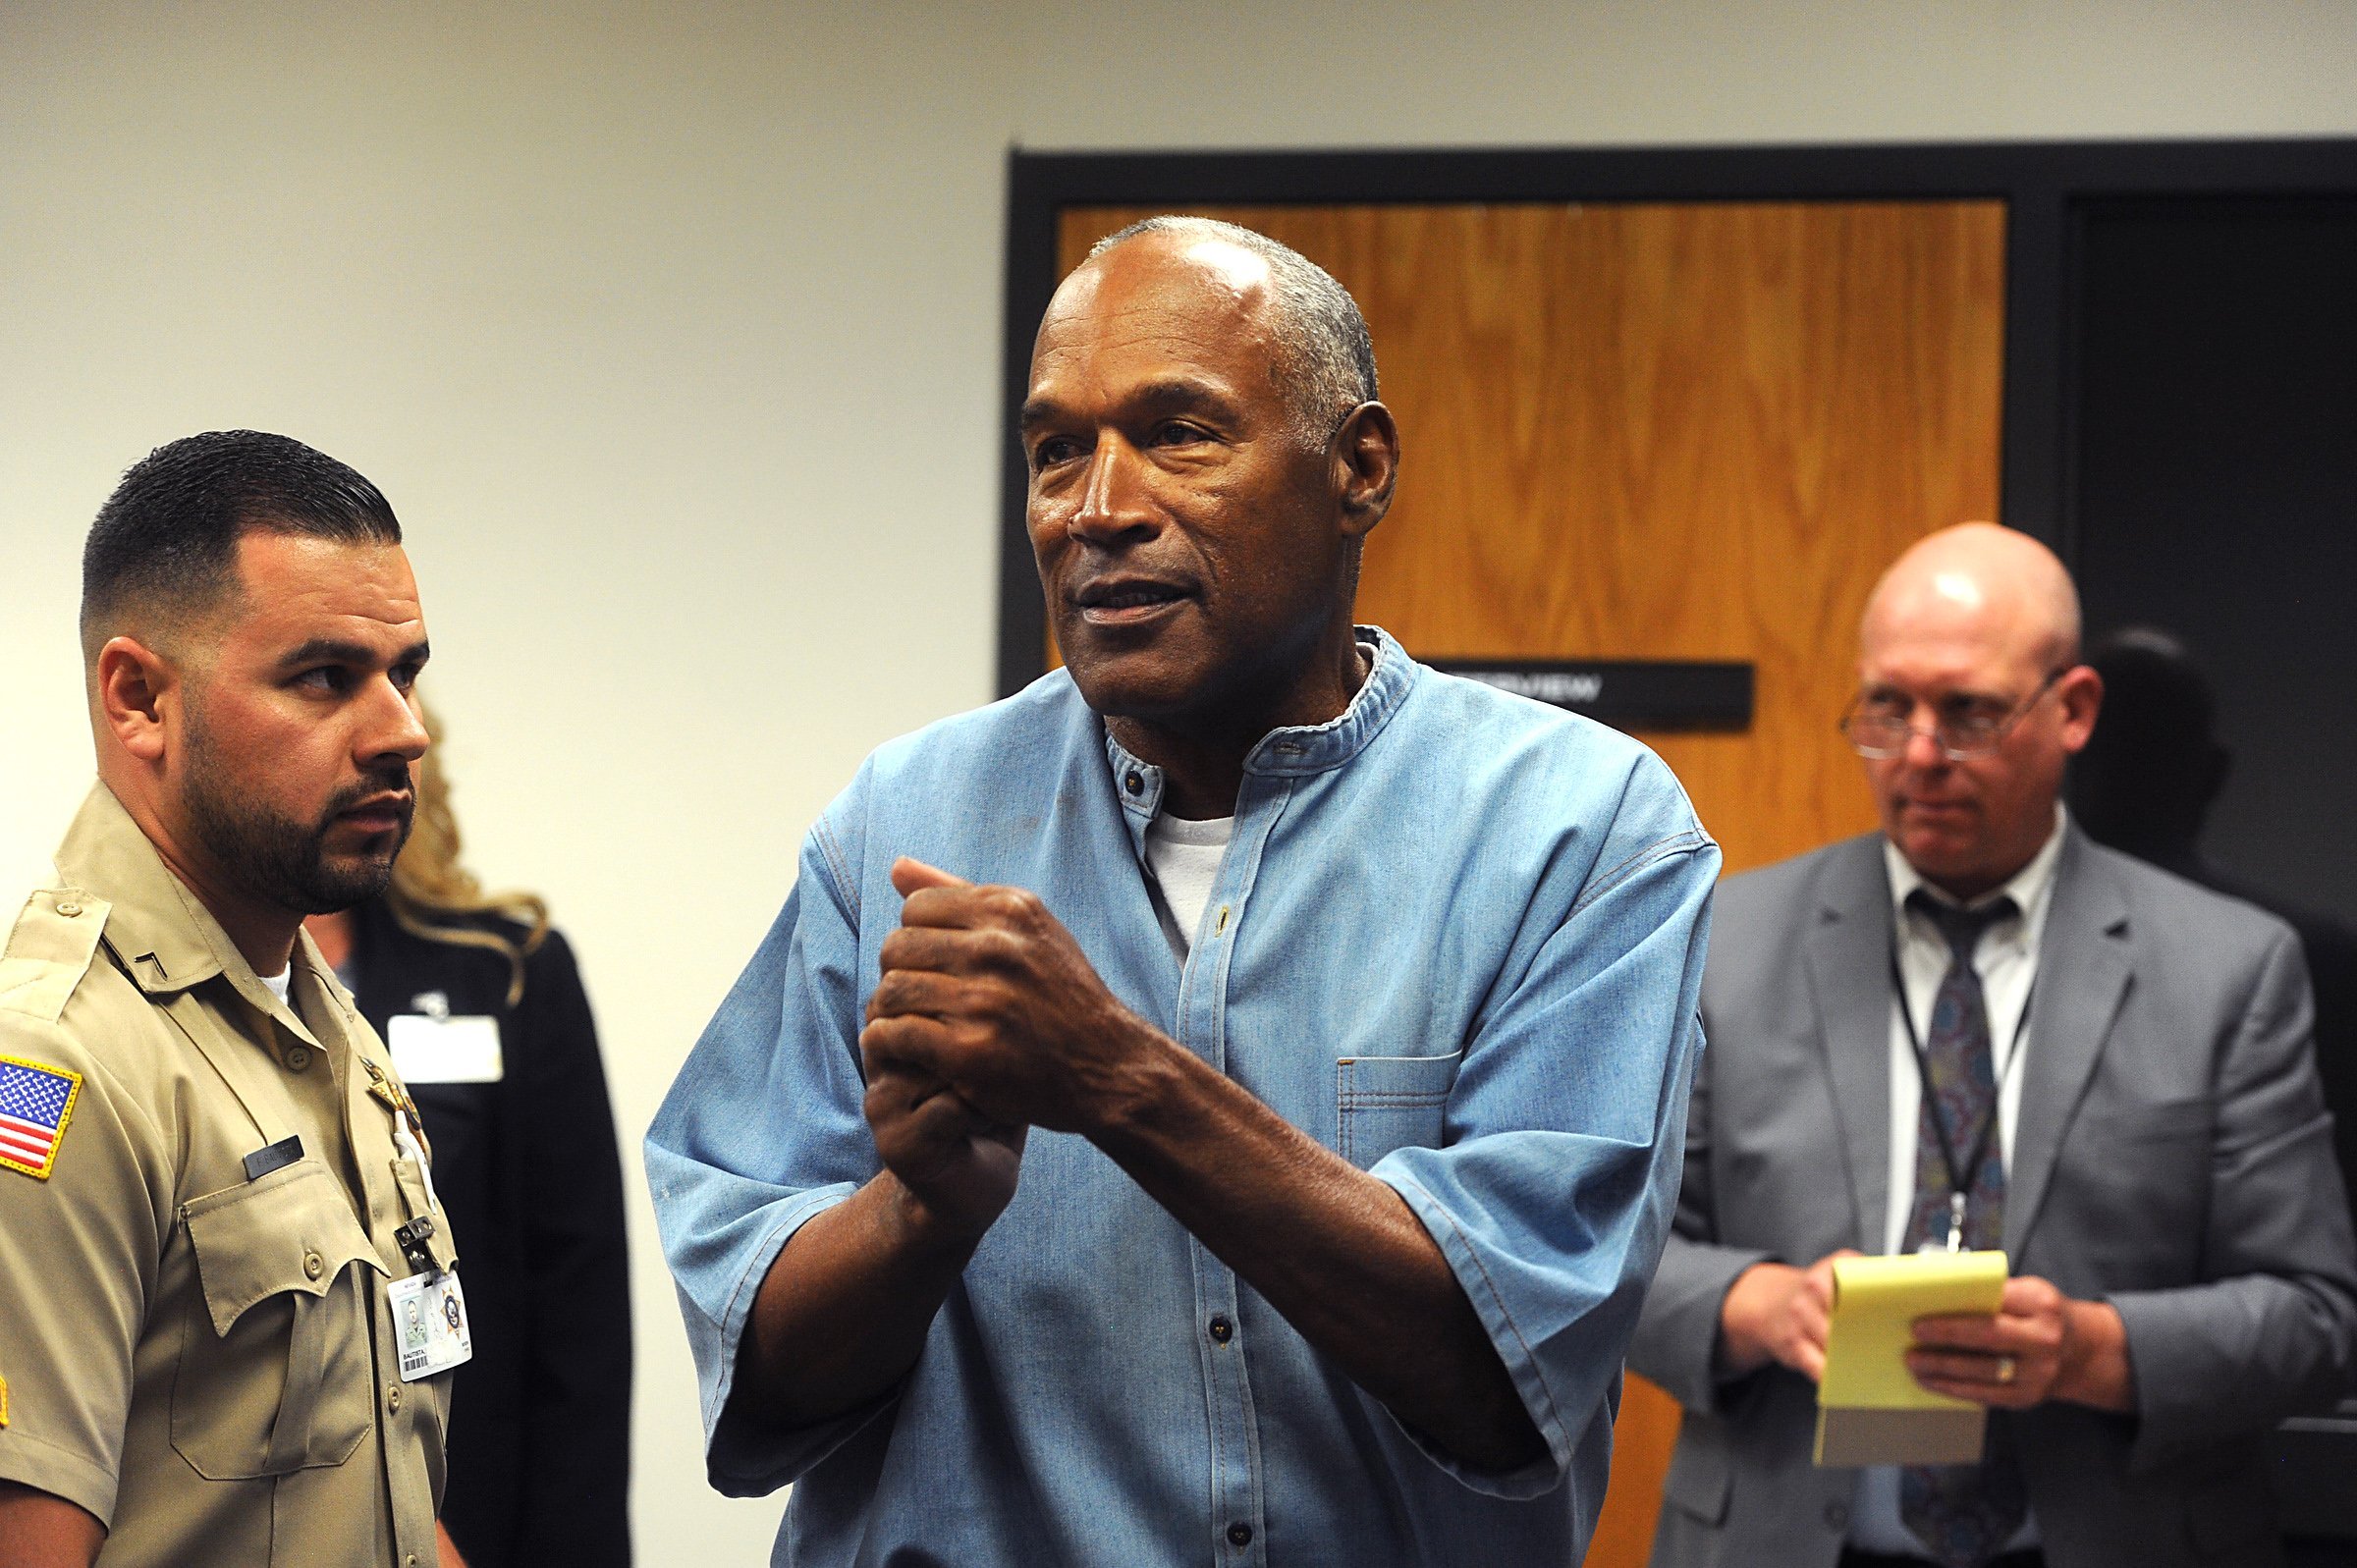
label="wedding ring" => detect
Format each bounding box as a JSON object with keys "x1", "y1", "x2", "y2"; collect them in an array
[{"x1": 1994, "y1": 1355, "x2": 2018, "y2": 1385}]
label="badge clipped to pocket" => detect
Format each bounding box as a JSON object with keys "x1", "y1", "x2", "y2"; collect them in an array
[{"x1": 389, "y1": 1268, "x2": 473, "y2": 1381}]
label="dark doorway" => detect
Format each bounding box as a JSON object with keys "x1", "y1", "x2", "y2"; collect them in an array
[
  {"x1": 2071, "y1": 193, "x2": 2357, "y2": 1558},
  {"x1": 2071, "y1": 194, "x2": 2357, "y2": 926}
]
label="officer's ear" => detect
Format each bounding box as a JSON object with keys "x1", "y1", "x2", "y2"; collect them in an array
[{"x1": 95, "y1": 635, "x2": 181, "y2": 765}]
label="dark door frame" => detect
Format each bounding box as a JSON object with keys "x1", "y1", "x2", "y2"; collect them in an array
[{"x1": 996, "y1": 138, "x2": 2357, "y2": 697}]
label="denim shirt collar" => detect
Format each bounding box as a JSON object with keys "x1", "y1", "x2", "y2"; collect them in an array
[{"x1": 1100, "y1": 625, "x2": 1417, "y2": 853}]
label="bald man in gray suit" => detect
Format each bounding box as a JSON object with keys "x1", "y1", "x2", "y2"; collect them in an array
[{"x1": 1630, "y1": 524, "x2": 2357, "y2": 1568}]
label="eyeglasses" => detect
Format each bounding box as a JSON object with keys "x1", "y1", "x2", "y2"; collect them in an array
[{"x1": 1838, "y1": 669, "x2": 2068, "y2": 761}]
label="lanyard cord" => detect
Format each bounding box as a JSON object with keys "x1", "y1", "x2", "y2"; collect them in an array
[{"x1": 1891, "y1": 941, "x2": 2035, "y2": 1242}]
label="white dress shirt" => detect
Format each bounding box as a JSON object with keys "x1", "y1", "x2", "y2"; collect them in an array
[{"x1": 1849, "y1": 808, "x2": 2066, "y2": 1555}]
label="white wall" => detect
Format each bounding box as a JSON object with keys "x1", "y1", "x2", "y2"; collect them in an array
[{"x1": 6, "y1": 2, "x2": 2353, "y2": 1559}]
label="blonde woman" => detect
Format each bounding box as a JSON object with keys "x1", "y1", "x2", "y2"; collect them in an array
[{"x1": 307, "y1": 705, "x2": 631, "y2": 1567}]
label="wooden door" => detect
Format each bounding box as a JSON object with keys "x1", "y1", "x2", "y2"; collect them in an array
[{"x1": 1056, "y1": 200, "x2": 2007, "y2": 1565}]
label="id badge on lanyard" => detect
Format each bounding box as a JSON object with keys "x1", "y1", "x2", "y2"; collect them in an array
[
  {"x1": 390, "y1": 1267, "x2": 472, "y2": 1380},
  {"x1": 385, "y1": 1096, "x2": 473, "y2": 1380},
  {"x1": 1891, "y1": 949, "x2": 2031, "y2": 1257}
]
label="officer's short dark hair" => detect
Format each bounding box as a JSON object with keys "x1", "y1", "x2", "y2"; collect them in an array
[{"x1": 81, "y1": 430, "x2": 403, "y2": 665}]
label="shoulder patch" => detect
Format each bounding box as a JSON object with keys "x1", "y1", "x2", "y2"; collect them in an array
[
  {"x1": 0, "y1": 1054, "x2": 82, "y2": 1180},
  {"x1": 0, "y1": 889, "x2": 111, "y2": 1024}
]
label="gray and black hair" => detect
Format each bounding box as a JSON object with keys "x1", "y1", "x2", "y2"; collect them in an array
[
  {"x1": 1089, "y1": 216, "x2": 1378, "y2": 443},
  {"x1": 82, "y1": 429, "x2": 402, "y2": 665}
]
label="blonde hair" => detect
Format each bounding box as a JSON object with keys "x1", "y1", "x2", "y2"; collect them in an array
[{"x1": 389, "y1": 699, "x2": 549, "y2": 1007}]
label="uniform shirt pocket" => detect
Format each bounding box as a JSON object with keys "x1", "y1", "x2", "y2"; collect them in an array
[
  {"x1": 1336, "y1": 1053, "x2": 1461, "y2": 1170},
  {"x1": 173, "y1": 1159, "x2": 385, "y2": 1480}
]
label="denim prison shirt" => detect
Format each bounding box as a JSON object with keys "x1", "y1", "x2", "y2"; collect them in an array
[{"x1": 645, "y1": 627, "x2": 1719, "y2": 1568}]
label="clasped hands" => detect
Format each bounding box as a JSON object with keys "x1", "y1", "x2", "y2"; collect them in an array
[
  {"x1": 858, "y1": 857, "x2": 1161, "y2": 1239},
  {"x1": 1720, "y1": 1251, "x2": 2131, "y2": 1412}
]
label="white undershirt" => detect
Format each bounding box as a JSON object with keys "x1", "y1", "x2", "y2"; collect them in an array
[
  {"x1": 1144, "y1": 813, "x2": 1233, "y2": 961},
  {"x1": 1135, "y1": 639, "x2": 1368, "y2": 961},
  {"x1": 260, "y1": 968, "x2": 294, "y2": 1007},
  {"x1": 1850, "y1": 808, "x2": 2065, "y2": 1556}
]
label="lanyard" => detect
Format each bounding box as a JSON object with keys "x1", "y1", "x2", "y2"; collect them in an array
[{"x1": 1891, "y1": 941, "x2": 2034, "y2": 1253}]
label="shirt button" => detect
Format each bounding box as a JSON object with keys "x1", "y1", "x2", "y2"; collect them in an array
[
  {"x1": 1208, "y1": 1315, "x2": 1233, "y2": 1344},
  {"x1": 55, "y1": 900, "x2": 82, "y2": 918},
  {"x1": 303, "y1": 1250, "x2": 325, "y2": 1280},
  {"x1": 387, "y1": 1383, "x2": 403, "y2": 1413},
  {"x1": 1823, "y1": 1500, "x2": 1849, "y2": 1530},
  {"x1": 1124, "y1": 771, "x2": 1144, "y2": 796},
  {"x1": 1227, "y1": 1523, "x2": 1253, "y2": 1547},
  {"x1": 285, "y1": 1046, "x2": 312, "y2": 1071}
]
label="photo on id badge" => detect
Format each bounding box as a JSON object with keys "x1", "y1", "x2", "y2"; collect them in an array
[
  {"x1": 402, "y1": 1294, "x2": 426, "y2": 1359},
  {"x1": 392, "y1": 1268, "x2": 472, "y2": 1380}
]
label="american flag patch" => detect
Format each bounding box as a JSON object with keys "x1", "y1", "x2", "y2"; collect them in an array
[{"x1": 0, "y1": 1056, "x2": 82, "y2": 1180}]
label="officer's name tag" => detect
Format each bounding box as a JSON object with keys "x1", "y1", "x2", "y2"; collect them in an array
[
  {"x1": 388, "y1": 1014, "x2": 503, "y2": 1084},
  {"x1": 389, "y1": 1270, "x2": 473, "y2": 1380}
]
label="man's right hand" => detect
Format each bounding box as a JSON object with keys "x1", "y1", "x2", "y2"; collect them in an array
[
  {"x1": 860, "y1": 1052, "x2": 1027, "y2": 1242},
  {"x1": 1717, "y1": 1251, "x2": 1857, "y2": 1380}
]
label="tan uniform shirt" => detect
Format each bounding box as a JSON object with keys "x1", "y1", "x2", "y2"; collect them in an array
[{"x1": 0, "y1": 784, "x2": 458, "y2": 1567}]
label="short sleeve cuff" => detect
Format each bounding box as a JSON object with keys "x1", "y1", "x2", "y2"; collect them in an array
[
  {"x1": 696, "y1": 1184, "x2": 895, "y2": 1496},
  {"x1": 1379, "y1": 1169, "x2": 1572, "y2": 1500},
  {"x1": 708, "y1": 1387, "x2": 899, "y2": 1498},
  {"x1": 0, "y1": 1427, "x2": 120, "y2": 1530}
]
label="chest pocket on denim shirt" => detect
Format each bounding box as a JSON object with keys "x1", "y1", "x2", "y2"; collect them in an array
[
  {"x1": 173, "y1": 1159, "x2": 386, "y2": 1479},
  {"x1": 1337, "y1": 1052, "x2": 1461, "y2": 1169}
]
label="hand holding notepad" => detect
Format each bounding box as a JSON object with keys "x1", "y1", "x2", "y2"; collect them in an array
[{"x1": 1814, "y1": 1250, "x2": 2008, "y2": 1466}]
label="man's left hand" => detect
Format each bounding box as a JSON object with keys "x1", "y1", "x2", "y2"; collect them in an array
[
  {"x1": 862, "y1": 857, "x2": 1164, "y2": 1136},
  {"x1": 1905, "y1": 1274, "x2": 2134, "y2": 1412}
]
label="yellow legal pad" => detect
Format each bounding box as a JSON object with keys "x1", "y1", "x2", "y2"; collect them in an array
[{"x1": 1814, "y1": 1249, "x2": 2007, "y2": 1467}]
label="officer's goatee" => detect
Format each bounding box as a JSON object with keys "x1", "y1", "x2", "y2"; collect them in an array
[{"x1": 181, "y1": 708, "x2": 414, "y2": 916}]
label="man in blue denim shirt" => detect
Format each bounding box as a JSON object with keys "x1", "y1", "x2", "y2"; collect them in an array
[{"x1": 646, "y1": 218, "x2": 1719, "y2": 1567}]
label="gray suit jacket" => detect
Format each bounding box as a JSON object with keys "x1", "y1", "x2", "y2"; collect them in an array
[{"x1": 1629, "y1": 828, "x2": 2357, "y2": 1568}]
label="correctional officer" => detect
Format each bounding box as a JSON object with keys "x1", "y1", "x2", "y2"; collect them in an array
[{"x1": 0, "y1": 431, "x2": 467, "y2": 1568}]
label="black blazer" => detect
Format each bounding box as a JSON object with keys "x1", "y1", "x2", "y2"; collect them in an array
[{"x1": 347, "y1": 898, "x2": 632, "y2": 1568}]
